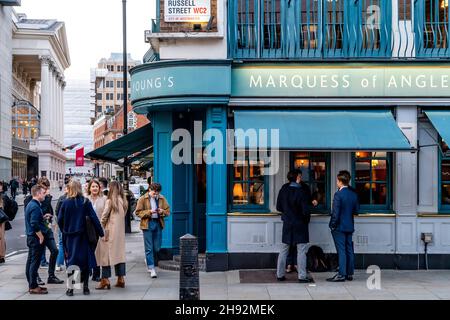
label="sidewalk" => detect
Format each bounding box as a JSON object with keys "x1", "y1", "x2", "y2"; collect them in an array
[{"x1": 1, "y1": 222, "x2": 450, "y2": 300}]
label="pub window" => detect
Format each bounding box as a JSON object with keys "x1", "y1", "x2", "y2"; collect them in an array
[
  {"x1": 231, "y1": 151, "x2": 268, "y2": 212},
  {"x1": 440, "y1": 140, "x2": 450, "y2": 211},
  {"x1": 353, "y1": 152, "x2": 392, "y2": 212},
  {"x1": 292, "y1": 152, "x2": 330, "y2": 212},
  {"x1": 416, "y1": 0, "x2": 450, "y2": 56}
]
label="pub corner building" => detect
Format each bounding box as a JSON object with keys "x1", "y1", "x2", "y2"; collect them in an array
[{"x1": 130, "y1": 0, "x2": 450, "y2": 271}]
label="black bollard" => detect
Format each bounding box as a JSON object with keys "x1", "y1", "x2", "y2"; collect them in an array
[{"x1": 179, "y1": 234, "x2": 200, "y2": 300}]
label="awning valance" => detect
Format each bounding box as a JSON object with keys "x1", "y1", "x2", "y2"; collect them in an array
[
  {"x1": 425, "y1": 111, "x2": 450, "y2": 145},
  {"x1": 234, "y1": 110, "x2": 413, "y2": 151},
  {"x1": 86, "y1": 123, "x2": 153, "y2": 164}
]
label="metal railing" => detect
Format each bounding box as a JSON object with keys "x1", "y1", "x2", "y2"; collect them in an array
[{"x1": 228, "y1": 0, "x2": 450, "y2": 60}]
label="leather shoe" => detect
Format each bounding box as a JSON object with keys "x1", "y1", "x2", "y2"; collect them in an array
[
  {"x1": 47, "y1": 276, "x2": 64, "y2": 284},
  {"x1": 83, "y1": 287, "x2": 90, "y2": 295},
  {"x1": 29, "y1": 287, "x2": 48, "y2": 295},
  {"x1": 0, "y1": 258, "x2": 5, "y2": 264},
  {"x1": 346, "y1": 276, "x2": 354, "y2": 281},
  {"x1": 66, "y1": 289, "x2": 74, "y2": 297},
  {"x1": 277, "y1": 276, "x2": 286, "y2": 281},
  {"x1": 37, "y1": 276, "x2": 45, "y2": 286},
  {"x1": 298, "y1": 277, "x2": 314, "y2": 284},
  {"x1": 326, "y1": 274, "x2": 346, "y2": 282}
]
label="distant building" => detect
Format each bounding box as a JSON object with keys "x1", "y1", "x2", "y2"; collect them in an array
[
  {"x1": 64, "y1": 79, "x2": 94, "y2": 176},
  {"x1": 93, "y1": 103, "x2": 149, "y2": 180}
]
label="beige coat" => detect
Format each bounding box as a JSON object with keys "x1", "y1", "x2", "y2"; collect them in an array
[
  {"x1": 99, "y1": 198, "x2": 127, "y2": 267},
  {"x1": 88, "y1": 195, "x2": 109, "y2": 267}
]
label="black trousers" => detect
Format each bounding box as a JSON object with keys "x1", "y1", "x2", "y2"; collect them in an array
[
  {"x1": 25, "y1": 236, "x2": 44, "y2": 289},
  {"x1": 42, "y1": 236, "x2": 58, "y2": 278}
]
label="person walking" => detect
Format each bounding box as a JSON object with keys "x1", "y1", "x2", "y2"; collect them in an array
[
  {"x1": 24, "y1": 185, "x2": 49, "y2": 294},
  {"x1": 54, "y1": 184, "x2": 69, "y2": 272},
  {"x1": 0, "y1": 181, "x2": 18, "y2": 264},
  {"x1": 136, "y1": 183, "x2": 170, "y2": 279},
  {"x1": 9, "y1": 178, "x2": 19, "y2": 201},
  {"x1": 58, "y1": 180, "x2": 104, "y2": 296},
  {"x1": 86, "y1": 179, "x2": 107, "y2": 283},
  {"x1": 58, "y1": 180, "x2": 64, "y2": 192},
  {"x1": 95, "y1": 181, "x2": 127, "y2": 289},
  {"x1": 276, "y1": 170, "x2": 313, "y2": 283},
  {"x1": 22, "y1": 179, "x2": 29, "y2": 196},
  {"x1": 327, "y1": 171, "x2": 359, "y2": 282}
]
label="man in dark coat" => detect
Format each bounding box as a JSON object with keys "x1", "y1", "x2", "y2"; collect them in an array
[
  {"x1": 327, "y1": 170, "x2": 359, "y2": 282},
  {"x1": 24, "y1": 185, "x2": 49, "y2": 294},
  {"x1": 9, "y1": 178, "x2": 19, "y2": 200},
  {"x1": 276, "y1": 170, "x2": 312, "y2": 283}
]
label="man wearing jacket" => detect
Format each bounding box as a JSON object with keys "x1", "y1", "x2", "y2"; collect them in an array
[
  {"x1": 276, "y1": 170, "x2": 313, "y2": 283},
  {"x1": 25, "y1": 185, "x2": 49, "y2": 294},
  {"x1": 327, "y1": 170, "x2": 359, "y2": 282},
  {"x1": 135, "y1": 183, "x2": 170, "y2": 279}
]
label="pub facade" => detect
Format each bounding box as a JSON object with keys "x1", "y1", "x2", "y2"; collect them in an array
[{"x1": 131, "y1": 0, "x2": 450, "y2": 271}]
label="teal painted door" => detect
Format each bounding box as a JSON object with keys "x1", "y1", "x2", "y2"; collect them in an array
[{"x1": 193, "y1": 159, "x2": 207, "y2": 253}]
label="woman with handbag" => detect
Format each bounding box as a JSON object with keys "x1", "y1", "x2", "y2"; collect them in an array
[
  {"x1": 96, "y1": 181, "x2": 128, "y2": 290},
  {"x1": 86, "y1": 179, "x2": 107, "y2": 284},
  {"x1": 58, "y1": 180, "x2": 104, "y2": 296}
]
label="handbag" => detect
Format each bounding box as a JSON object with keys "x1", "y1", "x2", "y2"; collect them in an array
[
  {"x1": 0, "y1": 208, "x2": 9, "y2": 224},
  {"x1": 83, "y1": 198, "x2": 99, "y2": 249}
]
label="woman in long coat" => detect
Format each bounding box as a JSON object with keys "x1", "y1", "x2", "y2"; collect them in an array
[
  {"x1": 97, "y1": 180, "x2": 127, "y2": 289},
  {"x1": 58, "y1": 180, "x2": 104, "y2": 296},
  {"x1": 86, "y1": 179, "x2": 107, "y2": 283}
]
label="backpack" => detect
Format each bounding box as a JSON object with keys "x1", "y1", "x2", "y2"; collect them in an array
[
  {"x1": 2, "y1": 194, "x2": 18, "y2": 221},
  {"x1": 307, "y1": 245, "x2": 329, "y2": 272}
]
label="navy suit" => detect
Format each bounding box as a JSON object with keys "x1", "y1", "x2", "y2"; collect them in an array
[{"x1": 329, "y1": 187, "x2": 359, "y2": 277}]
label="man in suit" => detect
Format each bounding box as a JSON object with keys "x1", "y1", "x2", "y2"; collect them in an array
[
  {"x1": 276, "y1": 170, "x2": 313, "y2": 283},
  {"x1": 327, "y1": 170, "x2": 359, "y2": 282}
]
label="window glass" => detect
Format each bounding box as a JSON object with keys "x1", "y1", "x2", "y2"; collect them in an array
[
  {"x1": 354, "y1": 152, "x2": 391, "y2": 209},
  {"x1": 232, "y1": 152, "x2": 266, "y2": 209}
]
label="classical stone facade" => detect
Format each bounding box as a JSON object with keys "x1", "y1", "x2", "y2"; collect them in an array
[
  {"x1": 0, "y1": 4, "x2": 14, "y2": 181},
  {"x1": 12, "y1": 14, "x2": 70, "y2": 186}
]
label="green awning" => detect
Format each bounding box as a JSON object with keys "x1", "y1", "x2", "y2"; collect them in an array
[
  {"x1": 234, "y1": 110, "x2": 413, "y2": 151},
  {"x1": 425, "y1": 111, "x2": 450, "y2": 145},
  {"x1": 86, "y1": 123, "x2": 153, "y2": 164}
]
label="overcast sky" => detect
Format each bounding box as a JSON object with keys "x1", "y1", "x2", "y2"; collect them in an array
[{"x1": 19, "y1": 0, "x2": 156, "y2": 81}]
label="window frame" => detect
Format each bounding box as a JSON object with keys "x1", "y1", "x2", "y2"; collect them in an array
[
  {"x1": 351, "y1": 151, "x2": 394, "y2": 213},
  {"x1": 415, "y1": 0, "x2": 450, "y2": 58},
  {"x1": 229, "y1": 152, "x2": 270, "y2": 213},
  {"x1": 290, "y1": 151, "x2": 332, "y2": 214},
  {"x1": 439, "y1": 138, "x2": 450, "y2": 212}
]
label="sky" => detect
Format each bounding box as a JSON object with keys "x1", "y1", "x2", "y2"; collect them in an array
[{"x1": 19, "y1": 0, "x2": 156, "y2": 81}]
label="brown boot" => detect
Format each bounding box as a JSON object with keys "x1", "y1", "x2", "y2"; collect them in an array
[
  {"x1": 115, "y1": 276, "x2": 125, "y2": 288},
  {"x1": 95, "y1": 278, "x2": 111, "y2": 290}
]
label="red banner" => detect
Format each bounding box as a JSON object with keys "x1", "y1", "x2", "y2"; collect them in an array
[{"x1": 75, "y1": 147, "x2": 84, "y2": 167}]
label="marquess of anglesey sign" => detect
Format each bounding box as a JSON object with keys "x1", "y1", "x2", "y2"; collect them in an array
[
  {"x1": 130, "y1": 63, "x2": 450, "y2": 103},
  {"x1": 231, "y1": 65, "x2": 450, "y2": 97}
]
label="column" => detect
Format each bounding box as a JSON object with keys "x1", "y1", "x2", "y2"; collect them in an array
[
  {"x1": 153, "y1": 112, "x2": 174, "y2": 251},
  {"x1": 61, "y1": 80, "x2": 66, "y2": 146},
  {"x1": 39, "y1": 56, "x2": 51, "y2": 136},
  {"x1": 205, "y1": 106, "x2": 228, "y2": 256},
  {"x1": 56, "y1": 76, "x2": 61, "y2": 146},
  {"x1": 395, "y1": 106, "x2": 418, "y2": 255}
]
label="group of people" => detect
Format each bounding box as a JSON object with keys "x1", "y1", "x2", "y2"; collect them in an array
[
  {"x1": 276, "y1": 170, "x2": 359, "y2": 283},
  {"x1": 2, "y1": 177, "x2": 39, "y2": 200},
  {"x1": 24, "y1": 176, "x2": 170, "y2": 296}
]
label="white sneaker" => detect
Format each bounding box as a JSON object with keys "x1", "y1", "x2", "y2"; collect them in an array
[
  {"x1": 149, "y1": 268, "x2": 157, "y2": 279},
  {"x1": 55, "y1": 266, "x2": 61, "y2": 272}
]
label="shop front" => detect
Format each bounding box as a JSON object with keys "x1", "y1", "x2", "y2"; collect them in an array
[{"x1": 131, "y1": 60, "x2": 450, "y2": 271}]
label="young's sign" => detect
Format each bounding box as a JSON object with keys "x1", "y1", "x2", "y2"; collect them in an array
[{"x1": 165, "y1": 0, "x2": 211, "y2": 22}]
